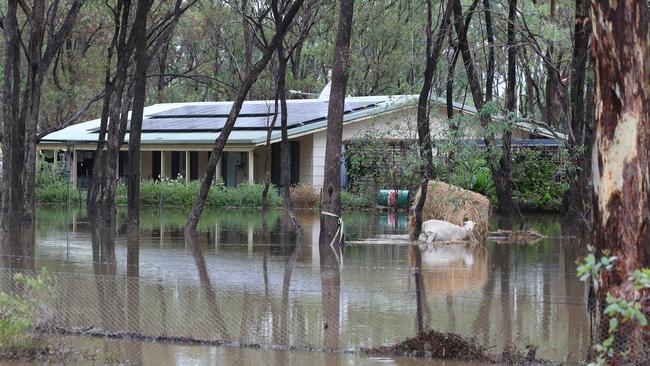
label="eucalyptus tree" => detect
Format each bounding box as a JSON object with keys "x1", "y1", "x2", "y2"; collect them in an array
[
  {"x1": 589, "y1": 0, "x2": 650, "y2": 358},
  {"x1": 185, "y1": 0, "x2": 307, "y2": 234},
  {"x1": 1, "y1": 0, "x2": 85, "y2": 241},
  {"x1": 270, "y1": 0, "x2": 322, "y2": 231},
  {"x1": 318, "y1": 0, "x2": 354, "y2": 352},
  {"x1": 410, "y1": 0, "x2": 453, "y2": 243}
]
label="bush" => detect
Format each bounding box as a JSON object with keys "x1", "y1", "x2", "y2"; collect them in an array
[
  {"x1": 290, "y1": 184, "x2": 320, "y2": 209},
  {"x1": 35, "y1": 161, "x2": 85, "y2": 204},
  {"x1": 444, "y1": 150, "x2": 496, "y2": 201},
  {"x1": 341, "y1": 190, "x2": 373, "y2": 209},
  {"x1": 136, "y1": 179, "x2": 283, "y2": 208},
  {"x1": 33, "y1": 163, "x2": 373, "y2": 209},
  {"x1": 0, "y1": 271, "x2": 50, "y2": 353},
  {"x1": 511, "y1": 149, "x2": 569, "y2": 212}
]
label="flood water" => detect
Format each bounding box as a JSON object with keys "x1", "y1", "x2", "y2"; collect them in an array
[{"x1": 1, "y1": 206, "x2": 590, "y2": 365}]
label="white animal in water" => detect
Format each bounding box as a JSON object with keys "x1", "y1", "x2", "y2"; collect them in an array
[{"x1": 418, "y1": 219, "x2": 475, "y2": 243}]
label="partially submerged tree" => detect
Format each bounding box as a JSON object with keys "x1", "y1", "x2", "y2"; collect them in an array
[
  {"x1": 184, "y1": 0, "x2": 307, "y2": 234},
  {"x1": 318, "y1": 0, "x2": 354, "y2": 255},
  {"x1": 88, "y1": 0, "x2": 191, "y2": 230},
  {"x1": 1, "y1": 0, "x2": 85, "y2": 239},
  {"x1": 563, "y1": 0, "x2": 593, "y2": 220},
  {"x1": 410, "y1": 0, "x2": 453, "y2": 242},
  {"x1": 271, "y1": 0, "x2": 322, "y2": 234},
  {"x1": 318, "y1": 0, "x2": 354, "y2": 350}
]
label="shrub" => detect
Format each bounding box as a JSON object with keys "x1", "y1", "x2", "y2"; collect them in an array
[
  {"x1": 33, "y1": 163, "x2": 374, "y2": 209},
  {"x1": 444, "y1": 150, "x2": 496, "y2": 201},
  {"x1": 341, "y1": 190, "x2": 373, "y2": 209},
  {"x1": 511, "y1": 149, "x2": 569, "y2": 212},
  {"x1": 345, "y1": 122, "x2": 422, "y2": 204},
  {"x1": 290, "y1": 184, "x2": 320, "y2": 209},
  {"x1": 0, "y1": 271, "x2": 50, "y2": 353}
]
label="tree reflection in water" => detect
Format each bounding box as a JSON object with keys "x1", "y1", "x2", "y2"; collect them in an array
[
  {"x1": 90, "y1": 215, "x2": 128, "y2": 360},
  {"x1": 185, "y1": 232, "x2": 230, "y2": 339},
  {"x1": 320, "y1": 235, "x2": 340, "y2": 366},
  {"x1": 408, "y1": 243, "x2": 430, "y2": 333}
]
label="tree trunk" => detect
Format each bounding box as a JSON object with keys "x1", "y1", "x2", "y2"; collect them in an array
[
  {"x1": 127, "y1": 0, "x2": 153, "y2": 301},
  {"x1": 452, "y1": 0, "x2": 513, "y2": 215},
  {"x1": 482, "y1": 0, "x2": 495, "y2": 102},
  {"x1": 564, "y1": 0, "x2": 592, "y2": 218},
  {"x1": 410, "y1": 0, "x2": 453, "y2": 242},
  {"x1": 590, "y1": 0, "x2": 650, "y2": 356},
  {"x1": 494, "y1": 0, "x2": 517, "y2": 217},
  {"x1": 1, "y1": 0, "x2": 83, "y2": 241},
  {"x1": 157, "y1": 43, "x2": 170, "y2": 103},
  {"x1": 241, "y1": 0, "x2": 254, "y2": 91},
  {"x1": 185, "y1": 0, "x2": 306, "y2": 234},
  {"x1": 2, "y1": 0, "x2": 22, "y2": 237},
  {"x1": 318, "y1": 0, "x2": 354, "y2": 255},
  {"x1": 277, "y1": 47, "x2": 293, "y2": 213},
  {"x1": 446, "y1": 42, "x2": 460, "y2": 120},
  {"x1": 261, "y1": 93, "x2": 279, "y2": 210}
]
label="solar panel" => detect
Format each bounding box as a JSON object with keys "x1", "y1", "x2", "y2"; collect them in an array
[{"x1": 133, "y1": 98, "x2": 387, "y2": 132}]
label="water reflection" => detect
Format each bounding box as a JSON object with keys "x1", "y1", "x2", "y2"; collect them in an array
[
  {"x1": 3, "y1": 206, "x2": 592, "y2": 363},
  {"x1": 185, "y1": 233, "x2": 229, "y2": 339},
  {"x1": 407, "y1": 244, "x2": 429, "y2": 333}
]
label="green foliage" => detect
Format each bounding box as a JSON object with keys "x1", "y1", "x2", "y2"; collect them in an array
[
  {"x1": 134, "y1": 179, "x2": 284, "y2": 208},
  {"x1": 35, "y1": 160, "x2": 84, "y2": 205},
  {"x1": 576, "y1": 246, "x2": 617, "y2": 284},
  {"x1": 511, "y1": 149, "x2": 570, "y2": 211},
  {"x1": 444, "y1": 150, "x2": 496, "y2": 200},
  {"x1": 577, "y1": 248, "x2": 649, "y2": 365},
  {"x1": 34, "y1": 167, "x2": 373, "y2": 209},
  {"x1": 634, "y1": 269, "x2": 650, "y2": 290},
  {"x1": 341, "y1": 190, "x2": 373, "y2": 209},
  {"x1": 345, "y1": 119, "x2": 422, "y2": 204},
  {"x1": 0, "y1": 271, "x2": 50, "y2": 351}
]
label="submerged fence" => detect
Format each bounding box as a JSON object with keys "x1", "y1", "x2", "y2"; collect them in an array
[{"x1": 0, "y1": 243, "x2": 647, "y2": 365}]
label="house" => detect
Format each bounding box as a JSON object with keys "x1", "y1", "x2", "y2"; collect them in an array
[{"x1": 38, "y1": 93, "x2": 563, "y2": 189}]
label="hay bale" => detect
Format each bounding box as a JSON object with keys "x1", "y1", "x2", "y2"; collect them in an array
[{"x1": 411, "y1": 181, "x2": 490, "y2": 242}]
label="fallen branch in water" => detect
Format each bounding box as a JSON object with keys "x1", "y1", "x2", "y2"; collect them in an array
[{"x1": 487, "y1": 229, "x2": 546, "y2": 243}]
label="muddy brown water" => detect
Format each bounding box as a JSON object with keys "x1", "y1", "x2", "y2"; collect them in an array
[{"x1": 1, "y1": 207, "x2": 590, "y2": 365}]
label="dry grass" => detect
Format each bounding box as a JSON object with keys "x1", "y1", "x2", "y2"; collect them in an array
[
  {"x1": 290, "y1": 184, "x2": 320, "y2": 209},
  {"x1": 411, "y1": 181, "x2": 491, "y2": 242}
]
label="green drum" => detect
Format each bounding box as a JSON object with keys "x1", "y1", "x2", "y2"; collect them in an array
[{"x1": 377, "y1": 189, "x2": 410, "y2": 208}]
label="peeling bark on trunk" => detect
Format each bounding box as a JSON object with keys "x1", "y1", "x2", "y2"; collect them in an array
[{"x1": 590, "y1": 0, "x2": 650, "y2": 355}]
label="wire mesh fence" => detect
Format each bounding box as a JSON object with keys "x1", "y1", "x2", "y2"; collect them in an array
[
  {"x1": 0, "y1": 207, "x2": 648, "y2": 365},
  {"x1": 2, "y1": 252, "x2": 637, "y2": 365}
]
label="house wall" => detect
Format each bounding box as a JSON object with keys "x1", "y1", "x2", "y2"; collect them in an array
[
  {"x1": 295, "y1": 134, "x2": 313, "y2": 186},
  {"x1": 253, "y1": 145, "x2": 267, "y2": 183},
  {"x1": 141, "y1": 151, "x2": 153, "y2": 179},
  {"x1": 163, "y1": 151, "x2": 171, "y2": 179},
  {"x1": 198, "y1": 151, "x2": 209, "y2": 179},
  {"x1": 253, "y1": 135, "x2": 312, "y2": 186}
]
